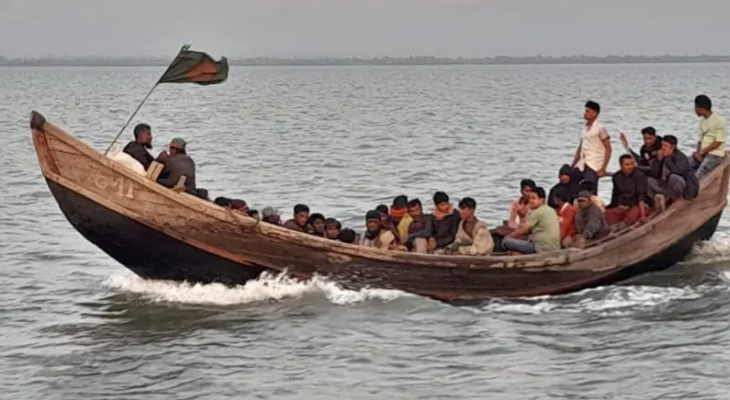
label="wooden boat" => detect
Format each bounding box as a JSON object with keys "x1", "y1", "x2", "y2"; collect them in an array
[{"x1": 30, "y1": 111, "x2": 730, "y2": 301}]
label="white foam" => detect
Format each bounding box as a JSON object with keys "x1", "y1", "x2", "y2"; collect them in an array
[
  {"x1": 476, "y1": 285, "x2": 705, "y2": 317},
  {"x1": 686, "y1": 233, "x2": 730, "y2": 265},
  {"x1": 102, "y1": 272, "x2": 413, "y2": 306}
]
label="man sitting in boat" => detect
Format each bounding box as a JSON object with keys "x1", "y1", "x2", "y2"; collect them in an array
[
  {"x1": 548, "y1": 165, "x2": 578, "y2": 209},
  {"x1": 337, "y1": 228, "x2": 358, "y2": 244},
  {"x1": 605, "y1": 155, "x2": 648, "y2": 227},
  {"x1": 502, "y1": 187, "x2": 560, "y2": 254},
  {"x1": 429, "y1": 191, "x2": 461, "y2": 254},
  {"x1": 620, "y1": 126, "x2": 662, "y2": 172},
  {"x1": 376, "y1": 204, "x2": 402, "y2": 243},
  {"x1": 283, "y1": 204, "x2": 310, "y2": 232},
  {"x1": 568, "y1": 190, "x2": 611, "y2": 247},
  {"x1": 445, "y1": 197, "x2": 494, "y2": 255},
  {"x1": 325, "y1": 218, "x2": 341, "y2": 240},
  {"x1": 156, "y1": 138, "x2": 196, "y2": 195},
  {"x1": 390, "y1": 195, "x2": 413, "y2": 243},
  {"x1": 571, "y1": 101, "x2": 612, "y2": 194},
  {"x1": 261, "y1": 206, "x2": 282, "y2": 225},
  {"x1": 574, "y1": 181, "x2": 605, "y2": 211},
  {"x1": 403, "y1": 198, "x2": 434, "y2": 253},
  {"x1": 307, "y1": 213, "x2": 327, "y2": 237},
  {"x1": 552, "y1": 189, "x2": 577, "y2": 247},
  {"x1": 647, "y1": 135, "x2": 700, "y2": 206},
  {"x1": 692, "y1": 94, "x2": 726, "y2": 179},
  {"x1": 360, "y1": 210, "x2": 397, "y2": 250},
  {"x1": 507, "y1": 179, "x2": 535, "y2": 228},
  {"x1": 123, "y1": 123, "x2": 155, "y2": 170}
]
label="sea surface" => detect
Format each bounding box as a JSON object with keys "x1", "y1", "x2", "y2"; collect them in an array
[{"x1": 2, "y1": 64, "x2": 730, "y2": 399}]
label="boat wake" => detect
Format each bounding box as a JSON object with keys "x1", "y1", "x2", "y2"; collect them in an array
[
  {"x1": 102, "y1": 272, "x2": 414, "y2": 306},
  {"x1": 685, "y1": 232, "x2": 730, "y2": 265},
  {"x1": 102, "y1": 237, "x2": 730, "y2": 311}
]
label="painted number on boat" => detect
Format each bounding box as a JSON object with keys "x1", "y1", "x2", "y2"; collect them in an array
[{"x1": 94, "y1": 175, "x2": 135, "y2": 199}]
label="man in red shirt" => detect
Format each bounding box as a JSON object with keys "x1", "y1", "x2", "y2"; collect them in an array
[{"x1": 552, "y1": 189, "x2": 577, "y2": 247}]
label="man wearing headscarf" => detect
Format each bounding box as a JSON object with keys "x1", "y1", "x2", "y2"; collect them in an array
[
  {"x1": 261, "y1": 206, "x2": 282, "y2": 225},
  {"x1": 547, "y1": 164, "x2": 578, "y2": 209}
]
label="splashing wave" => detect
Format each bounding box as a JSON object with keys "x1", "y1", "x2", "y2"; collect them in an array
[{"x1": 103, "y1": 272, "x2": 414, "y2": 305}]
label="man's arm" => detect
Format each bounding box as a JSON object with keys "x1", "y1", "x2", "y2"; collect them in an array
[{"x1": 599, "y1": 128, "x2": 612, "y2": 175}]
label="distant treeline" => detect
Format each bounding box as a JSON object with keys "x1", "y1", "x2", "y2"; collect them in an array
[{"x1": 3, "y1": 54, "x2": 730, "y2": 67}]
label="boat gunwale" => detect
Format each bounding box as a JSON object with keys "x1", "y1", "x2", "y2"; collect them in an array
[{"x1": 29, "y1": 110, "x2": 730, "y2": 271}]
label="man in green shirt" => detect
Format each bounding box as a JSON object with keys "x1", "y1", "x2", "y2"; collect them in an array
[
  {"x1": 502, "y1": 187, "x2": 561, "y2": 254},
  {"x1": 691, "y1": 94, "x2": 726, "y2": 179}
]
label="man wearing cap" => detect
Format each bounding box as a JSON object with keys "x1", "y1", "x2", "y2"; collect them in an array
[
  {"x1": 572, "y1": 190, "x2": 611, "y2": 246},
  {"x1": 156, "y1": 137, "x2": 197, "y2": 195},
  {"x1": 571, "y1": 101, "x2": 612, "y2": 194},
  {"x1": 692, "y1": 94, "x2": 726, "y2": 179}
]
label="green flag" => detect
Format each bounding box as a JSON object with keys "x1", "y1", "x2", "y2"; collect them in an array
[{"x1": 158, "y1": 45, "x2": 229, "y2": 85}]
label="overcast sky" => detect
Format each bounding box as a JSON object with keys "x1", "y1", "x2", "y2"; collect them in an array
[{"x1": 2, "y1": 0, "x2": 729, "y2": 58}]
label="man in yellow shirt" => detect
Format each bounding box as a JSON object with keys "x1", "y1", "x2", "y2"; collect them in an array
[{"x1": 692, "y1": 95, "x2": 726, "y2": 179}]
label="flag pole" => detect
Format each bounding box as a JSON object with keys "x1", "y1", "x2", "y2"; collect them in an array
[{"x1": 103, "y1": 41, "x2": 194, "y2": 156}]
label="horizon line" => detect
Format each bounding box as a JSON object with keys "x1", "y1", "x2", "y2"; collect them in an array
[{"x1": 3, "y1": 54, "x2": 730, "y2": 67}]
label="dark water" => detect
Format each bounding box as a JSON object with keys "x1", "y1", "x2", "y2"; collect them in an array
[{"x1": 2, "y1": 64, "x2": 730, "y2": 399}]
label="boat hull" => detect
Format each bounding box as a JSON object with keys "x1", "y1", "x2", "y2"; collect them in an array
[
  {"x1": 30, "y1": 110, "x2": 730, "y2": 301},
  {"x1": 46, "y1": 179, "x2": 266, "y2": 285}
]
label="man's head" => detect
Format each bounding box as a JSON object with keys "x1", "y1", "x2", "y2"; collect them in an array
[
  {"x1": 338, "y1": 228, "x2": 357, "y2": 244},
  {"x1": 458, "y1": 197, "x2": 477, "y2": 220},
  {"x1": 520, "y1": 179, "x2": 536, "y2": 196},
  {"x1": 553, "y1": 188, "x2": 571, "y2": 209},
  {"x1": 584, "y1": 101, "x2": 600, "y2": 121},
  {"x1": 407, "y1": 198, "x2": 423, "y2": 219},
  {"x1": 528, "y1": 187, "x2": 546, "y2": 210},
  {"x1": 558, "y1": 165, "x2": 572, "y2": 184},
  {"x1": 433, "y1": 191, "x2": 451, "y2": 213},
  {"x1": 694, "y1": 94, "x2": 712, "y2": 118},
  {"x1": 168, "y1": 137, "x2": 187, "y2": 155},
  {"x1": 133, "y1": 123, "x2": 152, "y2": 149},
  {"x1": 325, "y1": 218, "x2": 341, "y2": 239},
  {"x1": 661, "y1": 135, "x2": 678, "y2": 157},
  {"x1": 308, "y1": 213, "x2": 326, "y2": 234},
  {"x1": 620, "y1": 154, "x2": 635, "y2": 175},
  {"x1": 365, "y1": 210, "x2": 382, "y2": 233},
  {"x1": 293, "y1": 204, "x2": 310, "y2": 227},
  {"x1": 641, "y1": 126, "x2": 658, "y2": 147},
  {"x1": 392, "y1": 195, "x2": 408, "y2": 209},
  {"x1": 262, "y1": 206, "x2": 281, "y2": 225},
  {"x1": 576, "y1": 190, "x2": 592, "y2": 210},
  {"x1": 375, "y1": 204, "x2": 389, "y2": 223},
  {"x1": 229, "y1": 199, "x2": 249, "y2": 213}
]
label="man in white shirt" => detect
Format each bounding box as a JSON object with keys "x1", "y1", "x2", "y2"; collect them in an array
[
  {"x1": 691, "y1": 94, "x2": 726, "y2": 179},
  {"x1": 571, "y1": 101, "x2": 612, "y2": 194}
]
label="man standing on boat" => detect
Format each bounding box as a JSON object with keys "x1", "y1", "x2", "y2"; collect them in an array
[
  {"x1": 122, "y1": 123, "x2": 155, "y2": 170},
  {"x1": 571, "y1": 101, "x2": 612, "y2": 194},
  {"x1": 692, "y1": 94, "x2": 726, "y2": 179}
]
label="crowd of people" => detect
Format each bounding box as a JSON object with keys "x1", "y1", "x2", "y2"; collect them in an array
[{"x1": 115, "y1": 94, "x2": 726, "y2": 257}]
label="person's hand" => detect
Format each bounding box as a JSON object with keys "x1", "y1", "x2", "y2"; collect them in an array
[
  {"x1": 619, "y1": 132, "x2": 629, "y2": 148},
  {"x1": 596, "y1": 168, "x2": 607, "y2": 177},
  {"x1": 157, "y1": 150, "x2": 169, "y2": 161},
  {"x1": 693, "y1": 151, "x2": 704, "y2": 162},
  {"x1": 574, "y1": 236, "x2": 587, "y2": 249}
]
